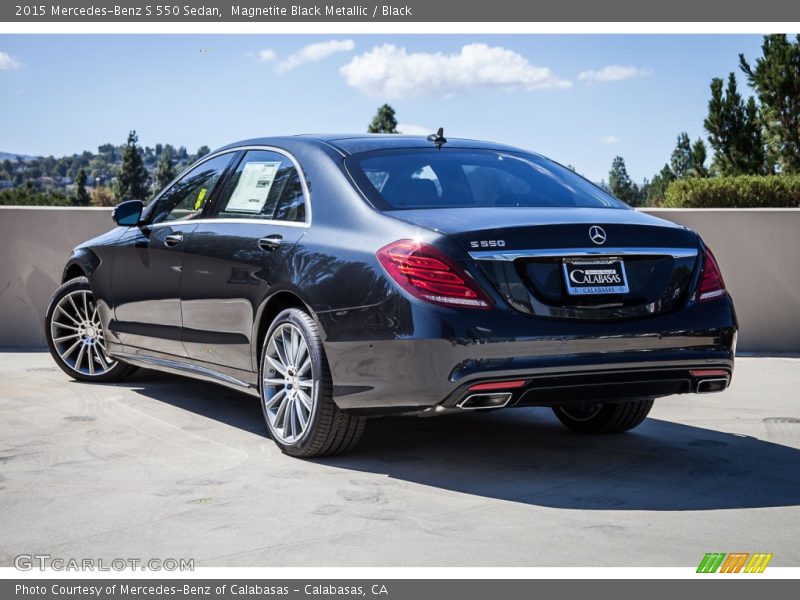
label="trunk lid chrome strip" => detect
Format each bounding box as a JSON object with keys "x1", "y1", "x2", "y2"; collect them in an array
[{"x1": 469, "y1": 247, "x2": 698, "y2": 261}]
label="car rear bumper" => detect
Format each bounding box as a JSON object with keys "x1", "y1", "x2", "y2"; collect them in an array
[
  {"x1": 444, "y1": 361, "x2": 733, "y2": 412},
  {"x1": 320, "y1": 295, "x2": 737, "y2": 416}
]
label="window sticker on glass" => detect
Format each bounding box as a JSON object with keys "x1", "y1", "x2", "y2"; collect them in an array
[
  {"x1": 194, "y1": 188, "x2": 207, "y2": 210},
  {"x1": 225, "y1": 161, "x2": 281, "y2": 213}
]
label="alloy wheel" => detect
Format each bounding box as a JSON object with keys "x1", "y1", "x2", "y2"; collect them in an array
[
  {"x1": 262, "y1": 323, "x2": 316, "y2": 445},
  {"x1": 50, "y1": 290, "x2": 117, "y2": 376}
]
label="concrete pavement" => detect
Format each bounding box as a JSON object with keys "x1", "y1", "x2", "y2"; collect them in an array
[{"x1": 1, "y1": 352, "x2": 799, "y2": 567}]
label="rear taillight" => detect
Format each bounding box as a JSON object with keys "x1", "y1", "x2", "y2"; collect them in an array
[
  {"x1": 695, "y1": 245, "x2": 727, "y2": 302},
  {"x1": 377, "y1": 240, "x2": 492, "y2": 309}
]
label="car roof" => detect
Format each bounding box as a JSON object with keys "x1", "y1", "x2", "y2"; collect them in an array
[{"x1": 214, "y1": 134, "x2": 539, "y2": 157}]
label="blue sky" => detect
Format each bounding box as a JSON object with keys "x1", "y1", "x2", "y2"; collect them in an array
[{"x1": 0, "y1": 34, "x2": 766, "y2": 182}]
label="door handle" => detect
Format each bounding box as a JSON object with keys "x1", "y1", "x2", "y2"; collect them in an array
[
  {"x1": 258, "y1": 235, "x2": 283, "y2": 251},
  {"x1": 164, "y1": 233, "x2": 184, "y2": 247}
]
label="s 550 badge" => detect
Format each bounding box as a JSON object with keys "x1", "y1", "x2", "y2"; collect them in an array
[{"x1": 470, "y1": 240, "x2": 506, "y2": 248}]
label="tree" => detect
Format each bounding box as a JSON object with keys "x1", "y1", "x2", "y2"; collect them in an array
[
  {"x1": 647, "y1": 164, "x2": 676, "y2": 206},
  {"x1": 196, "y1": 145, "x2": 210, "y2": 159},
  {"x1": 608, "y1": 156, "x2": 642, "y2": 205},
  {"x1": 115, "y1": 130, "x2": 149, "y2": 200},
  {"x1": 143, "y1": 146, "x2": 156, "y2": 166},
  {"x1": 638, "y1": 177, "x2": 650, "y2": 204},
  {"x1": 740, "y1": 34, "x2": 800, "y2": 173},
  {"x1": 670, "y1": 132, "x2": 694, "y2": 179},
  {"x1": 90, "y1": 185, "x2": 116, "y2": 207},
  {"x1": 73, "y1": 168, "x2": 90, "y2": 206},
  {"x1": 154, "y1": 148, "x2": 176, "y2": 192},
  {"x1": 97, "y1": 143, "x2": 117, "y2": 163},
  {"x1": 666, "y1": 132, "x2": 709, "y2": 178},
  {"x1": 691, "y1": 139, "x2": 709, "y2": 177},
  {"x1": 42, "y1": 155, "x2": 56, "y2": 176},
  {"x1": 368, "y1": 104, "x2": 398, "y2": 134},
  {"x1": 646, "y1": 134, "x2": 706, "y2": 207},
  {"x1": 703, "y1": 73, "x2": 767, "y2": 175}
]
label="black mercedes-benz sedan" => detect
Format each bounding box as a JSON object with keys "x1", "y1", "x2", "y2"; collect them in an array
[{"x1": 45, "y1": 133, "x2": 737, "y2": 457}]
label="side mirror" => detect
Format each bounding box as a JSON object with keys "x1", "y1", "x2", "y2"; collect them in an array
[{"x1": 112, "y1": 199, "x2": 144, "y2": 226}]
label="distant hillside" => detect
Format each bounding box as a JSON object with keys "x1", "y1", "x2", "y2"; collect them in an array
[
  {"x1": 0, "y1": 139, "x2": 211, "y2": 206},
  {"x1": 0, "y1": 151, "x2": 36, "y2": 162}
]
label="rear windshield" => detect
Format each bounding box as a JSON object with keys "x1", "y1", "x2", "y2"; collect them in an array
[{"x1": 347, "y1": 148, "x2": 625, "y2": 210}]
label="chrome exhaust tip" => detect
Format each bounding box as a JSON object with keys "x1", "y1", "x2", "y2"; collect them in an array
[
  {"x1": 696, "y1": 378, "x2": 729, "y2": 394},
  {"x1": 457, "y1": 392, "x2": 513, "y2": 410}
]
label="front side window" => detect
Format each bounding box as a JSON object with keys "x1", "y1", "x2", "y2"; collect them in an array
[
  {"x1": 213, "y1": 150, "x2": 306, "y2": 223},
  {"x1": 149, "y1": 153, "x2": 233, "y2": 224},
  {"x1": 347, "y1": 149, "x2": 625, "y2": 211}
]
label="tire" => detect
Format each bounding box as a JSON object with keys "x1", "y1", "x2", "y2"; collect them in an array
[
  {"x1": 553, "y1": 398, "x2": 655, "y2": 434},
  {"x1": 45, "y1": 276, "x2": 137, "y2": 383},
  {"x1": 259, "y1": 308, "x2": 365, "y2": 458}
]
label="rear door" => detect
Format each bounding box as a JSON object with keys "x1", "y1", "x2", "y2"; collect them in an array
[
  {"x1": 111, "y1": 153, "x2": 235, "y2": 356},
  {"x1": 179, "y1": 148, "x2": 309, "y2": 372}
]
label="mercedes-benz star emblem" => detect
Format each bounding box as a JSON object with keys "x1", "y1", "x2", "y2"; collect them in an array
[{"x1": 589, "y1": 225, "x2": 607, "y2": 245}]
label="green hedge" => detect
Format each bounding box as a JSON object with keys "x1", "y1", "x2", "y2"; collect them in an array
[
  {"x1": 663, "y1": 175, "x2": 800, "y2": 208},
  {"x1": 0, "y1": 188, "x2": 73, "y2": 206}
]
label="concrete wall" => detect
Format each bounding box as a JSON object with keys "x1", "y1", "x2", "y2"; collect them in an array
[
  {"x1": 0, "y1": 206, "x2": 798, "y2": 352},
  {"x1": 644, "y1": 209, "x2": 800, "y2": 353},
  {"x1": 0, "y1": 207, "x2": 114, "y2": 348}
]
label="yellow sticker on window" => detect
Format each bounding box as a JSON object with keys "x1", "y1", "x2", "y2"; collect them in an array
[{"x1": 194, "y1": 188, "x2": 207, "y2": 210}]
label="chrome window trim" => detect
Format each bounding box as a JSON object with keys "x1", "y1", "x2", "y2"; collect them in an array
[
  {"x1": 469, "y1": 247, "x2": 699, "y2": 261},
  {"x1": 148, "y1": 217, "x2": 309, "y2": 229},
  {"x1": 147, "y1": 144, "x2": 312, "y2": 229}
]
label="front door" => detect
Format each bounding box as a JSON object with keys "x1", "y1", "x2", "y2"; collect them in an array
[{"x1": 112, "y1": 152, "x2": 235, "y2": 357}]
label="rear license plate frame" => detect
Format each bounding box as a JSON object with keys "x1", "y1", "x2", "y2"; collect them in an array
[{"x1": 562, "y1": 257, "x2": 630, "y2": 296}]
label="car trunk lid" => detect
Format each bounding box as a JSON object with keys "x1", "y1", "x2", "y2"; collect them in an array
[{"x1": 385, "y1": 207, "x2": 701, "y2": 320}]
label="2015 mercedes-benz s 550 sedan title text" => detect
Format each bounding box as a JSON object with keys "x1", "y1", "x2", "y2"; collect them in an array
[{"x1": 45, "y1": 133, "x2": 737, "y2": 457}]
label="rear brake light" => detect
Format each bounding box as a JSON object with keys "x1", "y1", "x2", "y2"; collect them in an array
[
  {"x1": 695, "y1": 245, "x2": 727, "y2": 302},
  {"x1": 377, "y1": 240, "x2": 492, "y2": 309}
]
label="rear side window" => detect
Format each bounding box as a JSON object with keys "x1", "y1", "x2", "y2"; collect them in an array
[
  {"x1": 347, "y1": 149, "x2": 624, "y2": 210},
  {"x1": 213, "y1": 150, "x2": 306, "y2": 223}
]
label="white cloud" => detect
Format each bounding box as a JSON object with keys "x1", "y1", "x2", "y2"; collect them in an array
[
  {"x1": 276, "y1": 39, "x2": 355, "y2": 74},
  {"x1": 0, "y1": 51, "x2": 23, "y2": 70},
  {"x1": 577, "y1": 65, "x2": 653, "y2": 83},
  {"x1": 257, "y1": 49, "x2": 277, "y2": 63},
  {"x1": 340, "y1": 43, "x2": 572, "y2": 99},
  {"x1": 600, "y1": 135, "x2": 621, "y2": 145},
  {"x1": 397, "y1": 123, "x2": 431, "y2": 135}
]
